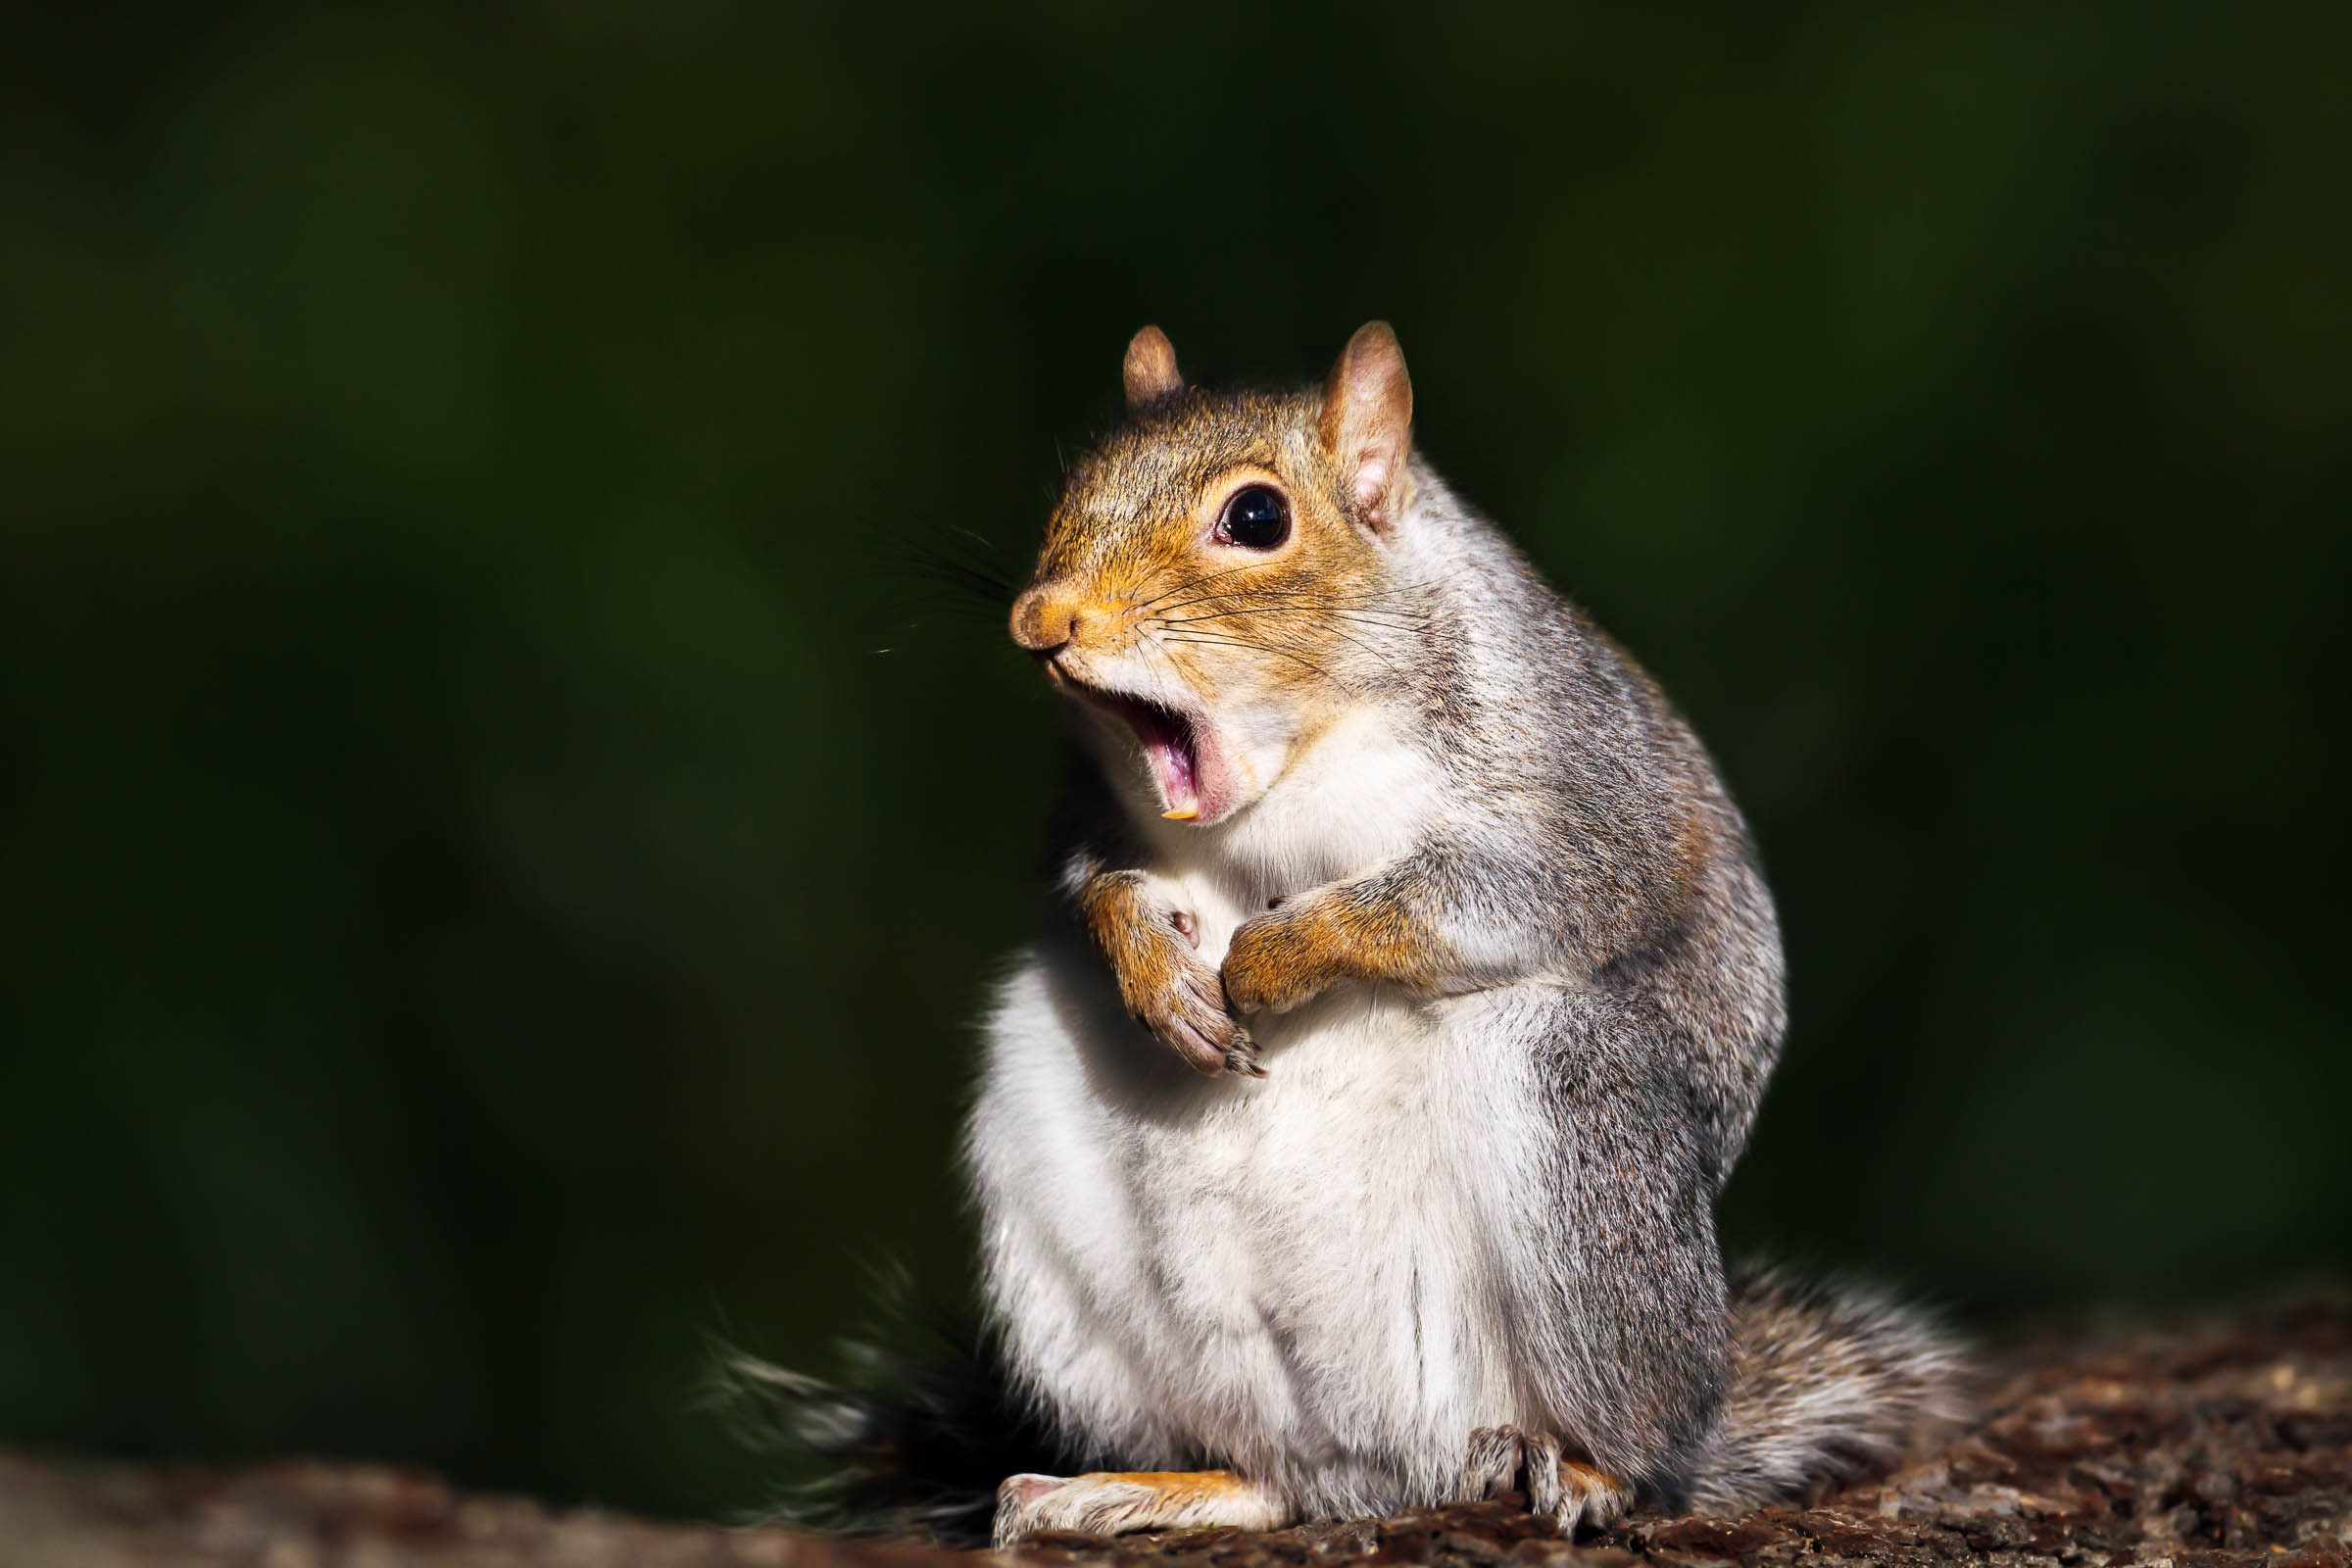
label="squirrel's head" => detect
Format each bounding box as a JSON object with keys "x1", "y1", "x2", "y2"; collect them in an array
[{"x1": 1011, "y1": 322, "x2": 1419, "y2": 826}]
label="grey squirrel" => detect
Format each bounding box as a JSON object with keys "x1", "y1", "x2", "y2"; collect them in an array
[{"x1": 743, "y1": 323, "x2": 1966, "y2": 1544}]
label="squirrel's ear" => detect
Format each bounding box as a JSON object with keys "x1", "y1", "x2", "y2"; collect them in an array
[
  {"x1": 1319, "y1": 321, "x2": 1413, "y2": 532},
  {"x1": 1122, "y1": 325, "x2": 1184, "y2": 407}
]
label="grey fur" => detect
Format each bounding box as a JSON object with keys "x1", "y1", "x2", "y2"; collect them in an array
[{"x1": 967, "y1": 361, "x2": 1967, "y2": 1536}]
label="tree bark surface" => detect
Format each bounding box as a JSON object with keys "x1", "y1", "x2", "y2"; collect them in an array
[{"x1": 7, "y1": 1298, "x2": 2347, "y2": 1568}]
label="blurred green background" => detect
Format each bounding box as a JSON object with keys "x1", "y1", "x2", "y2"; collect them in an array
[{"x1": 3, "y1": 0, "x2": 2346, "y2": 1525}]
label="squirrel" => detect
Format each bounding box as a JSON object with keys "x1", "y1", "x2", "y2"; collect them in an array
[{"x1": 733, "y1": 322, "x2": 1966, "y2": 1545}]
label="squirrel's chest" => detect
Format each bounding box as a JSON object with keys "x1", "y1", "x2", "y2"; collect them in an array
[
  {"x1": 1123, "y1": 993, "x2": 1499, "y2": 1336},
  {"x1": 1129, "y1": 986, "x2": 1461, "y2": 1200},
  {"x1": 975, "y1": 953, "x2": 1524, "y2": 1467}
]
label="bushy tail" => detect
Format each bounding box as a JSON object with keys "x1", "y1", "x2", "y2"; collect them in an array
[
  {"x1": 706, "y1": 1270, "x2": 1064, "y2": 1544},
  {"x1": 713, "y1": 1263, "x2": 1964, "y2": 1536},
  {"x1": 1688, "y1": 1263, "x2": 1972, "y2": 1513}
]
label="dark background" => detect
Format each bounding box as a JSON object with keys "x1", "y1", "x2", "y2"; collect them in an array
[{"x1": 4, "y1": 0, "x2": 2346, "y2": 1527}]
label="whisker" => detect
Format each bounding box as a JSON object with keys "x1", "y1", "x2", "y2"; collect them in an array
[
  {"x1": 1168, "y1": 612, "x2": 1416, "y2": 679},
  {"x1": 1137, "y1": 627, "x2": 1187, "y2": 709},
  {"x1": 1154, "y1": 632, "x2": 1344, "y2": 689},
  {"x1": 1155, "y1": 606, "x2": 1428, "y2": 633},
  {"x1": 1151, "y1": 585, "x2": 1436, "y2": 618},
  {"x1": 1156, "y1": 632, "x2": 1333, "y2": 672},
  {"x1": 1139, "y1": 558, "x2": 1483, "y2": 619},
  {"x1": 892, "y1": 523, "x2": 1025, "y2": 624},
  {"x1": 1132, "y1": 564, "x2": 1260, "y2": 612},
  {"x1": 1153, "y1": 616, "x2": 1426, "y2": 675}
]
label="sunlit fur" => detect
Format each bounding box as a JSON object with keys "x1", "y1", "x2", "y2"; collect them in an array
[
  {"x1": 1011, "y1": 383, "x2": 1415, "y2": 827},
  {"x1": 968, "y1": 332, "x2": 1966, "y2": 1541}
]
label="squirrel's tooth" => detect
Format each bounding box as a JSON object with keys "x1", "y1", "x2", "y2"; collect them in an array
[{"x1": 1161, "y1": 808, "x2": 1200, "y2": 821}]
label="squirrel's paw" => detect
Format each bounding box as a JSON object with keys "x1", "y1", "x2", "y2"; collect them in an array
[
  {"x1": 1111, "y1": 904, "x2": 1261, "y2": 1078},
  {"x1": 1454, "y1": 1425, "x2": 1632, "y2": 1536},
  {"x1": 1145, "y1": 953, "x2": 1262, "y2": 1078},
  {"x1": 1220, "y1": 903, "x2": 1332, "y2": 1016},
  {"x1": 994, "y1": 1470, "x2": 1289, "y2": 1544}
]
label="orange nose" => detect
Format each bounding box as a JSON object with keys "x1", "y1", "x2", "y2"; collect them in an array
[{"x1": 1010, "y1": 585, "x2": 1084, "y2": 656}]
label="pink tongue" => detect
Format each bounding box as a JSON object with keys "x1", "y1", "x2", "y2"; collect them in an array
[{"x1": 1148, "y1": 732, "x2": 1199, "y2": 816}]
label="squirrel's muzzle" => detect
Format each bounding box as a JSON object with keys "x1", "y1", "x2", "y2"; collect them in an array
[{"x1": 1010, "y1": 585, "x2": 1083, "y2": 659}]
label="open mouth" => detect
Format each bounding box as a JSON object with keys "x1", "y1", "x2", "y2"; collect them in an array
[{"x1": 1082, "y1": 689, "x2": 1204, "y2": 820}]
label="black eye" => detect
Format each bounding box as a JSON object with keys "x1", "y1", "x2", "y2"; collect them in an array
[{"x1": 1216, "y1": 485, "x2": 1290, "y2": 550}]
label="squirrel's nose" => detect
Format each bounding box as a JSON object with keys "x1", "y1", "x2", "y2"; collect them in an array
[{"x1": 1010, "y1": 587, "x2": 1083, "y2": 658}]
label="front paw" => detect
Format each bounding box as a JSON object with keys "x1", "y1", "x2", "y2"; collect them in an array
[
  {"x1": 1220, "y1": 904, "x2": 1332, "y2": 1015},
  {"x1": 1134, "y1": 945, "x2": 1261, "y2": 1078},
  {"x1": 1103, "y1": 899, "x2": 1259, "y2": 1078}
]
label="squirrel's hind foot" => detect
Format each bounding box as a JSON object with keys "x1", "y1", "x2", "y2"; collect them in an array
[
  {"x1": 993, "y1": 1470, "x2": 1290, "y2": 1544},
  {"x1": 1455, "y1": 1425, "x2": 1633, "y2": 1536}
]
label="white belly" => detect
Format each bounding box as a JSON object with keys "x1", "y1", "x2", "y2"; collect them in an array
[{"x1": 966, "y1": 937, "x2": 1533, "y2": 1517}]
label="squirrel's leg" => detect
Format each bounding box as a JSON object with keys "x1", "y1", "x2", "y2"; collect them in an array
[
  {"x1": 1219, "y1": 848, "x2": 1530, "y2": 1015},
  {"x1": 1073, "y1": 861, "x2": 1260, "y2": 1076},
  {"x1": 993, "y1": 1470, "x2": 1291, "y2": 1544},
  {"x1": 1455, "y1": 1426, "x2": 1634, "y2": 1534},
  {"x1": 1474, "y1": 985, "x2": 1729, "y2": 1515}
]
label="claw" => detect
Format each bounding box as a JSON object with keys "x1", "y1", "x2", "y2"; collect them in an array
[
  {"x1": 1521, "y1": 1431, "x2": 1563, "y2": 1517},
  {"x1": 1224, "y1": 1029, "x2": 1266, "y2": 1078},
  {"x1": 1456, "y1": 1425, "x2": 1526, "y2": 1501},
  {"x1": 1554, "y1": 1459, "x2": 1633, "y2": 1534},
  {"x1": 1455, "y1": 1427, "x2": 1628, "y2": 1537},
  {"x1": 1136, "y1": 933, "x2": 1254, "y2": 1076}
]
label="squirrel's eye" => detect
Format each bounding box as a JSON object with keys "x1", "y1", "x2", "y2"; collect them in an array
[{"x1": 1216, "y1": 485, "x2": 1290, "y2": 550}]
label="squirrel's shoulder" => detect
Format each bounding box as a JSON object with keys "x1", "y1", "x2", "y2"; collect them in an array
[{"x1": 1393, "y1": 464, "x2": 1701, "y2": 767}]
